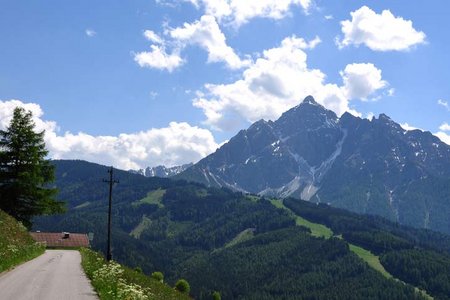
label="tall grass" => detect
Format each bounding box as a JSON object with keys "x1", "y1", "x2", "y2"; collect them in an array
[
  {"x1": 0, "y1": 210, "x2": 45, "y2": 272},
  {"x1": 80, "y1": 248, "x2": 190, "y2": 300}
]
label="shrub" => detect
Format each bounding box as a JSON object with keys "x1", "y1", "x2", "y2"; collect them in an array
[
  {"x1": 92, "y1": 261, "x2": 124, "y2": 298},
  {"x1": 175, "y1": 279, "x2": 190, "y2": 294},
  {"x1": 117, "y1": 282, "x2": 150, "y2": 300},
  {"x1": 79, "y1": 248, "x2": 191, "y2": 300},
  {"x1": 212, "y1": 291, "x2": 221, "y2": 300},
  {"x1": 151, "y1": 271, "x2": 164, "y2": 282}
]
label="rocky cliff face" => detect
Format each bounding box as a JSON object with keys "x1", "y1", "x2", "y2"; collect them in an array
[{"x1": 177, "y1": 96, "x2": 450, "y2": 234}]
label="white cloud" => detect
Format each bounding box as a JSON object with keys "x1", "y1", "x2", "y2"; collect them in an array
[
  {"x1": 192, "y1": 35, "x2": 386, "y2": 131},
  {"x1": 337, "y1": 6, "x2": 426, "y2": 51},
  {"x1": 366, "y1": 112, "x2": 374, "y2": 120},
  {"x1": 85, "y1": 29, "x2": 96, "y2": 37},
  {"x1": 341, "y1": 63, "x2": 387, "y2": 100},
  {"x1": 143, "y1": 30, "x2": 164, "y2": 44},
  {"x1": 154, "y1": 0, "x2": 178, "y2": 7},
  {"x1": 149, "y1": 91, "x2": 159, "y2": 99},
  {"x1": 325, "y1": 15, "x2": 333, "y2": 20},
  {"x1": 439, "y1": 122, "x2": 450, "y2": 131},
  {"x1": 434, "y1": 132, "x2": 450, "y2": 145},
  {"x1": 140, "y1": 1, "x2": 313, "y2": 71},
  {"x1": 0, "y1": 99, "x2": 219, "y2": 170},
  {"x1": 400, "y1": 123, "x2": 421, "y2": 131},
  {"x1": 438, "y1": 99, "x2": 450, "y2": 111},
  {"x1": 0, "y1": 99, "x2": 57, "y2": 133},
  {"x1": 135, "y1": 15, "x2": 250, "y2": 71},
  {"x1": 170, "y1": 15, "x2": 251, "y2": 69},
  {"x1": 186, "y1": 0, "x2": 311, "y2": 27},
  {"x1": 134, "y1": 45, "x2": 184, "y2": 72},
  {"x1": 304, "y1": 36, "x2": 322, "y2": 49}
]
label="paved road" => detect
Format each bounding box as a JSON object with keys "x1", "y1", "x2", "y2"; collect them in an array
[{"x1": 0, "y1": 250, "x2": 98, "y2": 300}]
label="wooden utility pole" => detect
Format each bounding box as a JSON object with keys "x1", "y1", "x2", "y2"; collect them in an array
[{"x1": 103, "y1": 166, "x2": 119, "y2": 261}]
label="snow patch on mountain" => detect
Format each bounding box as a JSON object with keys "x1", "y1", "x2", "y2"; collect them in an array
[{"x1": 131, "y1": 163, "x2": 193, "y2": 178}]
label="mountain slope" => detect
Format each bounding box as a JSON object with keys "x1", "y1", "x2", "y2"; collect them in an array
[
  {"x1": 177, "y1": 96, "x2": 450, "y2": 234},
  {"x1": 32, "y1": 160, "x2": 450, "y2": 299}
]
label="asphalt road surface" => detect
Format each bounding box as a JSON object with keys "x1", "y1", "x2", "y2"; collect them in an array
[{"x1": 0, "y1": 250, "x2": 98, "y2": 300}]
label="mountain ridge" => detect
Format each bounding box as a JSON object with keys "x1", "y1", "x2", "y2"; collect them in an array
[
  {"x1": 130, "y1": 163, "x2": 193, "y2": 178},
  {"x1": 176, "y1": 96, "x2": 450, "y2": 234}
]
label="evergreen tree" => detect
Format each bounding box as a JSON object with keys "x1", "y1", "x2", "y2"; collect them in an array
[{"x1": 0, "y1": 107, "x2": 64, "y2": 228}]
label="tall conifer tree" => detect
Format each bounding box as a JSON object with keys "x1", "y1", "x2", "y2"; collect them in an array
[{"x1": 0, "y1": 107, "x2": 64, "y2": 228}]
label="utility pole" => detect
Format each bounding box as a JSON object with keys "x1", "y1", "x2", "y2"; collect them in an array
[{"x1": 103, "y1": 166, "x2": 119, "y2": 261}]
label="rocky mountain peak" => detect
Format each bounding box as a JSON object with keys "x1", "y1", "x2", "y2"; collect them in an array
[
  {"x1": 339, "y1": 111, "x2": 361, "y2": 126},
  {"x1": 374, "y1": 113, "x2": 405, "y2": 133},
  {"x1": 176, "y1": 96, "x2": 450, "y2": 235},
  {"x1": 287, "y1": 95, "x2": 323, "y2": 112},
  {"x1": 248, "y1": 119, "x2": 271, "y2": 131},
  {"x1": 378, "y1": 113, "x2": 393, "y2": 121},
  {"x1": 276, "y1": 96, "x2": 338, "y2": 133},
  {"x1": 303, "y1": 95, "x2": 317, "y2": 105}
]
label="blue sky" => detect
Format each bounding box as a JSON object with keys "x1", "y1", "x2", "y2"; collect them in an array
[{"x1": 1, "y1": 0, "x2": 450, "y2": 169}]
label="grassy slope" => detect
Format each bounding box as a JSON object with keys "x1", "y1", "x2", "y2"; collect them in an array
[
  {"x1": 270, "y1": 200, "x2": 434, "y2": 299},
  {"x1": 130, "y1": 216, "x2": 152, "y2": 239},
  {"x1": 225, "y1": 228, "x2": 255, "y2": 248},
  {"x1": 133, "y1": 189, "x2": 166, "y2": 208},
  {"x1": 270, "y1": 199, "x2": 332, "y2": 238},
  {"x1": 80, "y1": 248, "x2": 190, "y2": 300},
  {"x1": 0, "y1": 209, "x2": 45, "y2": 272},
  {"x1": 129, "y1": 189, "x2": 167, "y2": 238},
  {"x1": 270, "y1": 200, "x2": 393, "y2": 276},
  {"x1": 348, "y1": 244, "x2": 391, "y2": 278}
]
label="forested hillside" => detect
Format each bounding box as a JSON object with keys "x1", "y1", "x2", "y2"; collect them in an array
[
  {"x1": 284, "y1": 199, "x2": 450, "y2": 299},
  {"x1": 34, "y1": 160, "x2": 450, "y2": 299}
]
